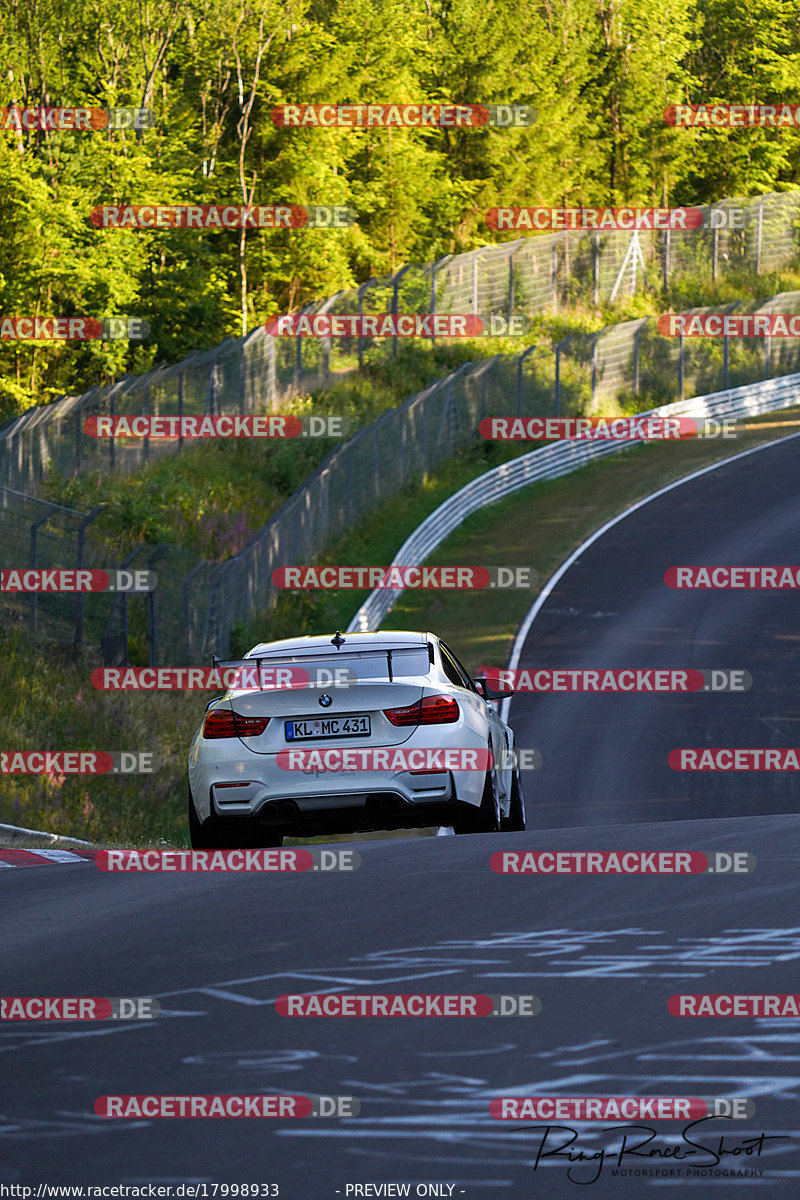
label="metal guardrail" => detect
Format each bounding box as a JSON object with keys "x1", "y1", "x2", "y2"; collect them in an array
[{"x1": 346, "y1": 371, "x2": 800, "y2": 633}]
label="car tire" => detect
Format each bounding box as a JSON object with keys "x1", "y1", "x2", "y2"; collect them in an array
[
  {"x1": 501, "y1": 766, "x2": 526, "y2": 832},
  {"x1": 188, "y1": 785, "x2": 223, "y2": 849},
  {"x1": 454, "y1": 759, "x2": 500, "y2": 835}
]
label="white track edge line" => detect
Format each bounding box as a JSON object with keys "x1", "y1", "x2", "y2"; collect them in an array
[{"x1": 500, "y1": 429, "x2": 800, "y2": 723}]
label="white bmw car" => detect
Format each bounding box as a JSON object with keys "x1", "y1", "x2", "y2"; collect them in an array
[{"x1": 187, "y1": 630, "x2": 525, "y2": 847}]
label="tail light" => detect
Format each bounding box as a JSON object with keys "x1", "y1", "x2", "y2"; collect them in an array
[
  {"x1": 202, "y1": 708, "x2": 270, "y2": 740},
  {"x1": 384, "y1": 694, "x2": 459, "y2": 726}
]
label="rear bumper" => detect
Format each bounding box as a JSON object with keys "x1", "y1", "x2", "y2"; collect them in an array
[{"x1": 209, "y1": 770, "x2": 459, "y2": 835}]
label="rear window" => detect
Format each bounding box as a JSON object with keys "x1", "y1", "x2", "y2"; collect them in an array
[{"x1": 248, "y1": 647, "x2": 430, "y2": 681}]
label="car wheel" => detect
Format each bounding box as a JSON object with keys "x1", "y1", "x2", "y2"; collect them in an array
[
  {"x1": 188, "y1": 785, "x2": 223, "y2": 849},
  {"x1": 454, "y1": 759, "x2": 500, "y2": 835},
  {"x1": 501, "y1": 766, "x2": 526, "y2": 832}
]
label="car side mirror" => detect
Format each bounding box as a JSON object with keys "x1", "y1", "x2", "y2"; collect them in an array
[{"x1": 474, "y1": 676, "x2": 516, "y2": 700}]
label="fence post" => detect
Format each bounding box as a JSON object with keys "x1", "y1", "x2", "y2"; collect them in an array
[
  {"x1": 296, "y1": 313, "x2": 304, "y2": 379},
  {"x1": 429, "y1": 254, "x2": 452, "y2": 347},
  {"x1": 391, "y1": 269, "x2": 412, "y2": 359},
  {"x1": 678, "y1": 332, "x2": 685, "y2": 401},
  {"x1": 593, "y1": 233, "x2": 600, "y2": 308},
  {"x1": 517, "y1": 345, "x2": 536, "y2": 418},
  {"x1": 109, "y1": 388, "x2": 116, "y2": 469},
  {"x1": 28, "y1": 508, "x2": 52, "y2": 636},
  {"x1": 73, "y1": 506, "x2": 105, "y2": 656},
  {"x1": 722, "y1": 301, "x2": 739, "y2": 390},
  {"x1": 267, "y1": 331, "x2": 277, "y2": 411},
  {"x1": 551, "y1": 239, "x2": 558, "y2": 311},
  {"x1": 146, "y1": 546, "x2": 168, "y2": 666},
  {"x1": 633, "y1": 323, "x2": 641, "y2": 397},
  {"x1": 177, "y1": 370, "x2": 184, "y2": 451},
  {"x1": 663, "y1": 226, "x2": 670, "y2": 294},
  {"x1": 75, "y1": 405, "x2": 82, "y2": 470},
  {"x1": 142, "y1": 386, "x2": 150, "y2": 463},
  {"x1": 357, "y1": 280, "x2": 377, "y2": 367},
  {"x1": 756, "y1": 202, "x2": 763, "y2": 274},
  {"x1": 183, "y1": 561, "x2": 207, "y2": 664},
  {"x1": 712, "y1": 209, "x2": 719, "y2": 281},
  {"x1": 591, "y1": 332, "x2": 599, "y2": 407}
]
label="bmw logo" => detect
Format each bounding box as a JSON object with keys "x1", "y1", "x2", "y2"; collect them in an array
[{"x1": 319, "y1": 694, "x2": 333, "y2": 707}]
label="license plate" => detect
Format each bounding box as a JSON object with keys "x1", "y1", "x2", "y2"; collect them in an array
[{"x1": 284, "y1": 715, "x2": 371, "y2": 741}]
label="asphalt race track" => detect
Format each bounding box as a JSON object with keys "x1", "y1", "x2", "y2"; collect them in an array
[{"x1": 3, "y1": 434, "x2": 800, "y2": 1198}]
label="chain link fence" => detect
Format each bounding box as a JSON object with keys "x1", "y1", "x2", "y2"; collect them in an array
[
  {"x1": 2, "y1": 191, "x2": 799, "y2": 495},
  {"x1": 6, "y1": 287, "x2": 800, "y2": 665},
  {"x1": 3, "y1": 189, "x2": 800, "y2": 664}
]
